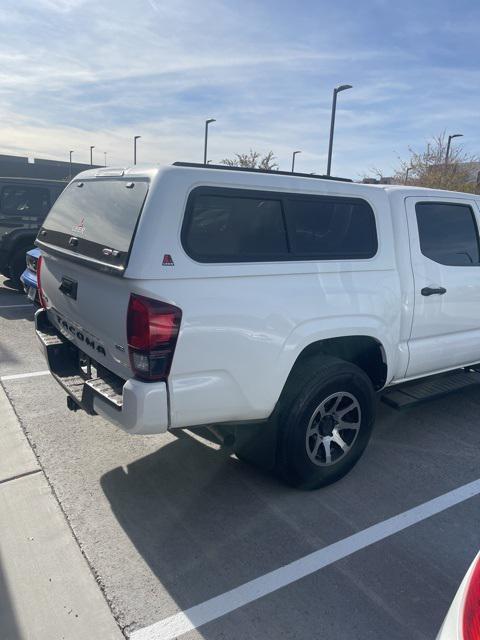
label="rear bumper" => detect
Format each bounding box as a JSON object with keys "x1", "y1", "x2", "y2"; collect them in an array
[{"x1": 35, "y1": 308, "x2": 169, "y2": 434}]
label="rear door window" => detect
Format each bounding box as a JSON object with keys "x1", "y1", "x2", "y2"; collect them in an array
[
  {"x1": 415, "y1": 202, "x2": 480, "y2": 266},
  {"x1": 39, "y1": 178, "x2": 149, "y2": 271}
]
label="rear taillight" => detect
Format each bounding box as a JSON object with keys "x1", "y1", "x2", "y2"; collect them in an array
[
  {"x1": 127, "y1": 294, "x2": 182, "y2": 381},
  {"x1": 26, "y1": 254, "x2": 38, "y2": 272},
  {"x1": 463, "y1": 555, "x2": 480, "y2": 640},
  {"x1": 36, "y1": 255, "x2": 47, "y2": 309}
]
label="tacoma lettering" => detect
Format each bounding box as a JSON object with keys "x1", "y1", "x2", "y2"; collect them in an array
[{"x1": 56, "y1": 314, "x2": 105, "y2": 356}]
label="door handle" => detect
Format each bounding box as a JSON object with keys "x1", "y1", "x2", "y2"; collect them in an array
[{"x1": 421, "y1": 286, "x2": 447, "y2": 296}]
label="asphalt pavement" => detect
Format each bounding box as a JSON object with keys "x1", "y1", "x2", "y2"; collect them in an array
[{"x1": 0, "y1": 274, "x2": 479, "y2": 640}]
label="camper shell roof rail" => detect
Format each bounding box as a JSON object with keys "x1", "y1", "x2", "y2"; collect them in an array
[{"x1": 172, "y1": 162, "x2": 352, "y2": 183}]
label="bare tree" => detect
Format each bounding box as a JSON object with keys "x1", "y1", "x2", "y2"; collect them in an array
[
  {"x1": 221, "y1": 149, "x2": 279, "y2": 170},
  {"x1": 361, "y1": 167, "x2": 390, "y2": 183},
  {"x1": 362, "y1": 133, "x2": 479, "y2": 192},
  {"x1": 392, "y1": 132, "x2": 479, "y2": 192}
]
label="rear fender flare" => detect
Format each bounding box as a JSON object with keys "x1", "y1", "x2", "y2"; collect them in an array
[{"x1": 273, "y1": 316, "x2": 395, "y2": 398}]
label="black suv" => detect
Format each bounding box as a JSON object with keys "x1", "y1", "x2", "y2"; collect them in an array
[{"x1": 0, "y1": 177, "x2": 66, "y2": 285}]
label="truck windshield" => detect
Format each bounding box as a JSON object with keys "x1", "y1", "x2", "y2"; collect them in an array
[{"x1": 38, "y1": 178, "x2": 149, "y2": 271}]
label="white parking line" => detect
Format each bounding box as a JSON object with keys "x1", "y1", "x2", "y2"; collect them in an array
[
  {"x1": 130, "y1": 478, "x2": 480, "y2": 640},
  {"x1": 0, "y1": 370, "x2": 50, "y2": 381},
  {"x1": 0, "y1": 304, "x2": 32, "y2": 309}
]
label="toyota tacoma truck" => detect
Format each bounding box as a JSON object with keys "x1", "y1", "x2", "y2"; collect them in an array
[{"x1": 34, "y1": 162, "x2": 480, "y2": 489}]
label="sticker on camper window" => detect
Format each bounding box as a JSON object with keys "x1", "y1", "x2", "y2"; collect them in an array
[{"x1": 72, "y1": 217, "x2": 86, "y2": 235}]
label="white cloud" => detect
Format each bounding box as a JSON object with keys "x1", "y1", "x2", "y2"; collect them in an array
[
  {"x1": 35, "y1": 0, "x2": 89, "y2": 11},
  {"x1": 0, "y1": 0, "x2": 477, "y2": 178}
]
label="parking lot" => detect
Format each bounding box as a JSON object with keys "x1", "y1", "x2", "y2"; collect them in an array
[{"x1": 1, "y1": 274, "x2": 479, "y2": 640}]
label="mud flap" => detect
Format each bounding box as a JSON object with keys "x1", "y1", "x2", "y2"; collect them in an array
[{"x1": 233, "y1": 419, "x2": 278, "y2": 472}]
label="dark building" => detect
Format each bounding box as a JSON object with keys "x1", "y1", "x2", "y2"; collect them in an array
[{"x1": 0, "y1": 153, "x2": 100, "y2": 181}]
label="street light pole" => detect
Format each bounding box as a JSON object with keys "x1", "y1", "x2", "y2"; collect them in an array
[
  {"x1": 445, "y1": 133, "x2": 463, "y2": 165},
  {"x1": 204, "y1": 119, "x2": 216, "y2": 165},
  {"x1": 90, "y1": 146, "x2": 95, "y2": 166},
  {"x1": 134, "y1": 136, "x2": 141, "y2": 165},
  {"x1": 405, "y1": 167, "x2": 412, "y2": 184},
  {"x1": 326, "y1": 84, "x2": 352, "y2": 176},
  {"x1": 69, "y1": 150, "x2": 74, "y2": 179},
  {"x1": 291, "y1": 150, "x2": 301, "y2": 173}
]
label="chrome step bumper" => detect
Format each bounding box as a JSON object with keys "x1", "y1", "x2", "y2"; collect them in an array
[
  {"x1": 35, "y1": 308, "x2": 169, "y2": 434},
  {"x1": 35, "y1": 308, "x2": 123, "y2": 415}
]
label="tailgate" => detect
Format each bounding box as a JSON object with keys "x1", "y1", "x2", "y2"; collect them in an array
[
  {"x1": 36, "y1": 175, "x2": 150, "y2": 380},
  {"x1": 40, "y1": 255, "x2": 133, "y2": 379}
]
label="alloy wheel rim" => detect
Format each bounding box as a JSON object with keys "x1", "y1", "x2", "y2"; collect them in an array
[{"x1": 305, "y1": 391, "x2": 361, "y2": 467}]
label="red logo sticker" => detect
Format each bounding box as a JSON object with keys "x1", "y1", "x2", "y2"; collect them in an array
[
  {"x1": 162, "y1": 254, "x2": 174, "y2": 266},
  {"x1": 72, "y1": 217, "x2": 86, "y2": 235}
]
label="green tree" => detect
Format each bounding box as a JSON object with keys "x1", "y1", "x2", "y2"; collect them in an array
[{"x1": 220, "y1": 149, "x2": 278, "y2": 170}]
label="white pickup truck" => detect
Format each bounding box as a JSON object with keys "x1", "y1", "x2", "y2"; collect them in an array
[{"x1": 35, "y1": 162, "x2": 480, "y2": 489}]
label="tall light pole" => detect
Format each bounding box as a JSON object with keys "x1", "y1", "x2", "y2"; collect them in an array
[
  {"x1": 291, "y1": 150, "x2": 301, "y2": 173},
  {"x1": 204, "y1": 118, "x2": 216, "y2": 165},
  {"x1": 134, "y1": 135, "x2": 141, "y2": 165},
  {"x1": 326, "y1": 84, "x2": 352, "y2": 176},
  {"x1": 90, "y1": 145, "x2": 95, "y2": 166},
  {"x1": 69, "y1": 150, "x2": 74, "y2": 179},
  {"x1": 405, "y1": 166, "x2": 412, "y2": 184},
  {"x1": 445, "y1": 133, "x2": 463, "y2": 165}
]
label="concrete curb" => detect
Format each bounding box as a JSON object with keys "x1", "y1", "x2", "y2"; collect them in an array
[
  {"x1": 0, "y1": 385, "x2": 39, "y2": 484},
  {"x1": 0, "y1": 385, "x2": 123, "y2": 640}
]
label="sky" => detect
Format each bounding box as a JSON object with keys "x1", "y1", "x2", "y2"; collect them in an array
[{"x1": 0, "y1": 0, "x2": 479, "y2": 178}]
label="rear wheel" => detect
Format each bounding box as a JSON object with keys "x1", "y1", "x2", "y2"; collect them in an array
[{"x1": 275, "y1": 356, "x2": 376, "y2": 490}]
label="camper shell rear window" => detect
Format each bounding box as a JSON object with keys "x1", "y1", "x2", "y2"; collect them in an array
[{"x1": 37, "y1": 178, "x2": 149, "y2": 272}]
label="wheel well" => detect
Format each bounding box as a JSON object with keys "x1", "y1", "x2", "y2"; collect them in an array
[
  {"x1": 7, "y1": 236, "x2": 36, "y2": 260},
  {"x1": 289, "y1": 336, "x2": 387, "y2": 391}
]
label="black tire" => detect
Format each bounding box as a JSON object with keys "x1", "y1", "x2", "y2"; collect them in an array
[
  {"x1": 9, "y1": 247, "x2": 30, "y2": 288},
  {"x1": 275, "y1": 356, "x2": 376, "y2": 490}
]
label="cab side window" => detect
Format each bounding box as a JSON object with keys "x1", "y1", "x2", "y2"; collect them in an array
[{"x1": 416, "y1": 202, "x2": 480, "y2": 266}]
